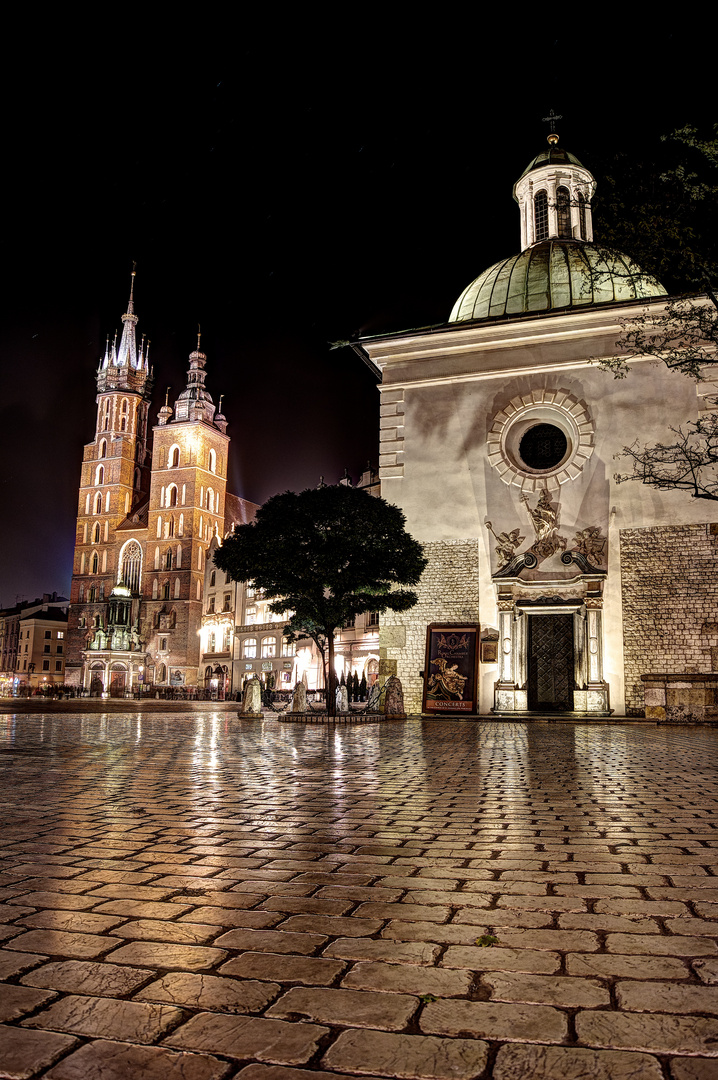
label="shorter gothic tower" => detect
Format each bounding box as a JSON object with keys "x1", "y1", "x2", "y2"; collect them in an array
[
  {"x1": 141, "y1": 334, "x2": 230, "y2": 687},
  {"x1": 65, "y1": 271, "x2": 153, "y2": 686}
]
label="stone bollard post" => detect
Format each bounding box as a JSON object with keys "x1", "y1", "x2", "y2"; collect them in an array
[
  {"x1": 384, "y1": 675, "x2": 406, "y2": 717},
  {"x1": 291, "y1": 682, "x2": 308, "y2": 713},
  {"x1": 241, "y1": 676, "x2": 263, "y2": 717}
]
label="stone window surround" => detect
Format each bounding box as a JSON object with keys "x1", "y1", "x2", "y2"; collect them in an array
[{"x1": 488, "y1": 388, "x2": 595, "y2": 490}]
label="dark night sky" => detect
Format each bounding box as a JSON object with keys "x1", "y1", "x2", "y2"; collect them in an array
[{"x1": 1, "y1": 23, "x2": 714, "y2": 606}]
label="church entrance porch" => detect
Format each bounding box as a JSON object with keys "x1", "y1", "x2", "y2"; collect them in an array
[
  {"x1": 493, "y1": 582, "x2": 611, "y2": 716},
  {"x1": 527, "y1": 613, "x2": 574, "y2": 711}
]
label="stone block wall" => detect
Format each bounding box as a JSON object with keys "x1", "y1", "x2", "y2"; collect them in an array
[
  {"x1": 620, "y1": 524, "x2": 718, "y2": 714},
  {"x1": 380, "y1": 539, "x2": 479, "y2": 713}
]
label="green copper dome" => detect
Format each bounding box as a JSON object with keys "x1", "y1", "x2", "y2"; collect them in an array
[
  {"x1": 516, "y1": 145, "x2": 586, "y2": 185},
  {"x1": 449, "y1": 240, "x2": 667, "y2": 323}
]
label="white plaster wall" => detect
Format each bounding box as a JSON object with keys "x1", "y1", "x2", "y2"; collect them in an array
[{"x1": 371, "y1": 304, "x2": 714, "y2": 715}]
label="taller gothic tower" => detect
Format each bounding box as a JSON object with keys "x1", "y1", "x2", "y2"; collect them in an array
[{"x1": 65, "y1": 269, "x2": 153, "y2": 687}]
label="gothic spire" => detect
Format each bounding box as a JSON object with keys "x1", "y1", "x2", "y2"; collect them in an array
[{"x1": 115, "y1": 263, "x2": 139, "y2": 369}]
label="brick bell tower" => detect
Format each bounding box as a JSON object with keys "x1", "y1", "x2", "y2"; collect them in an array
[
  {"x1": 65, "y1": 267, "x2": 153, "y2": 688},
  {"x1": 141, "y1": 331, "x2": 229, "y2": 688}
]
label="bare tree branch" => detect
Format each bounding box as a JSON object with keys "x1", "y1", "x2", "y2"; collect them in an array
[{"x1": 615, "y1": 414, "x2": 718, "y2": 501}]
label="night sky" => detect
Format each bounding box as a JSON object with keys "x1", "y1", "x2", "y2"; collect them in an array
[{"x1": 1, "y1": 24, "x2": 714, "y2": 606}]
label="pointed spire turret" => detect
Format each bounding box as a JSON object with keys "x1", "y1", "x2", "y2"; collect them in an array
[
  {"x1": 116, "y1": 263, "x2": 139, "y2": 369},
  {"x1": 96, "y1": 265, "x2": 152, "y2": 398},
  {"x1": 170, "y1": 325, "x2": 224, "y2": 429}
]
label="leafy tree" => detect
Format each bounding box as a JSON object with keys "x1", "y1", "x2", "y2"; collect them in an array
[{"x1": 213, "y1": 484, "x2": 427, "y2": 706}]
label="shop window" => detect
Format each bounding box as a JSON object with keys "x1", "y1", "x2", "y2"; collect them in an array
[
  {"x1": 243, "y1": 638, "x2": 257, "y2": 659},
  {"x1": 261, "y1": 636, "x2": 277, "y2": 658}
]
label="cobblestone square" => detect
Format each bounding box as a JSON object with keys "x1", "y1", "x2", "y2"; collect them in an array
[{"x1": 1, "y1": 712, "x2": 718, "y2": 1078}]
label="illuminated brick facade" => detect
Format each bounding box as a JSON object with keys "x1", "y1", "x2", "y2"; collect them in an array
[{"x1": 66, "y1": 274, "x2": 256, "y2": 694}]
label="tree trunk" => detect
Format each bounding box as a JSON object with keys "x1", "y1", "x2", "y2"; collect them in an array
[{"x1": 327, "y1": 630, "x2": 336, "y2": 711}]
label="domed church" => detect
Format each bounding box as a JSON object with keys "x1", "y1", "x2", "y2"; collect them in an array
[{"x1": 358, "y1": 133, "x2": 718, "y2": 718}]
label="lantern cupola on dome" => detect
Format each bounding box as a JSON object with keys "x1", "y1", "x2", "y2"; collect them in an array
[{"x1": 450, "y1": 125, "x2": 666, "y2": 323}]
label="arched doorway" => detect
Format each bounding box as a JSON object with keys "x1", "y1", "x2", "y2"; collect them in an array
[
  {"x1": 89, "y1": 663, "x2": 104, "y2": 697},
  {"x1": 109, "y1": 664, "x2": 127, "y2": 698}
]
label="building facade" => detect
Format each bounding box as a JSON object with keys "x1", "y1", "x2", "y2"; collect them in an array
[
  {"x1": 0, "y1": 594, "x2": 69, "y2": 694},
  {"x1": 66, "y1": 273, "x2": 257, "y2": 694},
  {"x1": 359, "y1": 135, "x2": 718, "y2": 716}
]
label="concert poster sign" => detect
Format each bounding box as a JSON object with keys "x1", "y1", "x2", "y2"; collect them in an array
[{"x1": 422, "y1": 624, "x2": 480, "y2": 715}]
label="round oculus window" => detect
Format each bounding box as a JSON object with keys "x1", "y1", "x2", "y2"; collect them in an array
[
  {"x1": 487, "y1": 390, "x2": 595, "y2": 489},
  {"x1": 518, "y1": 423, "x2": 568, "y2": 470}
]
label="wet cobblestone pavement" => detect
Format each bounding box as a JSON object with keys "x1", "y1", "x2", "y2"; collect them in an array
[{"x1": 1, "y1": 714, "x2": 718, "y2": 1079}]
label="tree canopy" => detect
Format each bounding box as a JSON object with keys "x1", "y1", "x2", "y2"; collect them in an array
[{"x1": 213, "y1": 484, "x2": 427, "y2": 701}]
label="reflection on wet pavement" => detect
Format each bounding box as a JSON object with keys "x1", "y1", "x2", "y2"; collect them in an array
[{"x1": 0, "y1": 714, "x2": 717, "y2": 1077}]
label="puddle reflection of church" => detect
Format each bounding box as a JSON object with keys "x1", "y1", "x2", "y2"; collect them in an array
[{"x1": 359, "y1": 132, "x2": 718, "y2": 716}]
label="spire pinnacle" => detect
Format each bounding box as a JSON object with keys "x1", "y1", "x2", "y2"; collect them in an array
[
  {"x1": 542, "y1": 109, "x2": 562, "y2": 145},
  {"x1": 127, "y1": 261, "x2": 137, "y2": 315},
  {"x1": 116, "y1": 263, "x2": 139, "y2": 368}
]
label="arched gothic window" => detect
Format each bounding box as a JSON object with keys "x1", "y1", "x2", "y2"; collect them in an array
[
  {"x1": 91, "y1": 551, "x2": 99, "y2": 574},
  {"x1": 94, "y1": 492, "x2": 103, "y2": 515},
  {"x1": 169, "y1": 445, "x2": 180, "y2": 468},
  {"x1": 99, "y1": 440, "x2": 107, "y2": 459},
  {"x1": 208, "y1": 448, "x2": 216, "y2": 473},
  {"x1": 119, "y1": 540, "x2": 142, "y2": 594},
  {"x1": 92, "y1": 522, "x2": 101, "y2": 544},
  {"x1": 557, "y1": 186, "x2": 572, "y2": 239},
  {"x1": 534, "y1": 190, "x2": 548, "y2": 242},
  {"x1": 168, "y1": 485, "x2": 178, "y2": 507}
]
